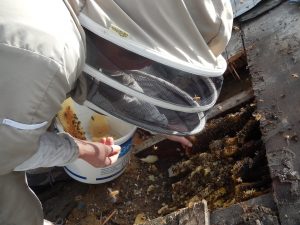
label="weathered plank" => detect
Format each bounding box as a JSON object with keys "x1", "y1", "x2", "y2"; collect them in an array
[
  {"x1": 144, "y1": 200, "x2": 209, "y2": 225},
  {"x1": 208, "y1": 89, "x2": 254, "y2": 119},
  {"x1": 237, "y1": 0, "x2": 284, "y2": 23},
  {"x1": 242, "y1": 2, "x2": 300, "y2": 224},
  {"x1": 210, "y1": 193, "x2": 279, "y2": 225},
  {"x1": 223, "y1": 27, "x2": 244, "y2": 61}
]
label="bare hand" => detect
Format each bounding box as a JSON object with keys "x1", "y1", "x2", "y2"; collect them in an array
[
  {"x1": 164, "y1": 135, "x2": 193, "y2": 148},
  {"x1": 75, "y1": 137, "x2": 121, "y2": 168}
]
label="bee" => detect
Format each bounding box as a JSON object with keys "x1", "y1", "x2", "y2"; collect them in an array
[{"x1": 193, "y1": 95, "x2": 201, "y2": 103}]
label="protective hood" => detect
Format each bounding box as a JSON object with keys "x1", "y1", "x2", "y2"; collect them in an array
[
  {"x1": 70, "y1": 0, "x2": 233, "y2": 135},
  {"x1": 77, "y1": 0, "x2": 233, "y2": 76}
]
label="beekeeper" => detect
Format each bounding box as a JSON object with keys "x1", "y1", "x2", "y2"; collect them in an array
[{"x1": 0, "y1": 0, "x2": 233, "y2": 224}]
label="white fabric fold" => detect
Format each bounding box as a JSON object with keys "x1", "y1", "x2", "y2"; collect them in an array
[{"x1": 1, "y1": 119, "x2": 48, "y2": 130}]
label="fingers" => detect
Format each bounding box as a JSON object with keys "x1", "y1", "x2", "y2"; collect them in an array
[
  {"x1": 104, "y1": 153, "x2": 120, "y2": 166},
  {"x1": 100, "y1": 137, "x2": 106, "y2": 144},
  {"x1": 104, "y1": 144, "x2": 121, "y2": 156},
  {"x1": 164, "y1": 135, "x2": 193, "y2": 148},
  {"x1": 100, "y1": 137, "x2": 114, "y2": 145},
  {"x1": 106, "y1": 137, "x2": 114, "y2": 145},
  {"x1": 104, "y1": 157, "x2": 112, "y2": 166},
  {"x1": 104, "y1": 144, "x2": 121, "y2": 166},
  {"x1": 77, "y1": 138, "x2": 122, "y2": 168},
  {"x1": 178, "y1": 137, "x2": 193, "y2": 148}
]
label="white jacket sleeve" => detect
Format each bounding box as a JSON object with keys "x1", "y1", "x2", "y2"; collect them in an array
[
  {"x1": 0, "y1": 0, "x2": 85, "y2": 175},
  {"x1": 14, "y1": 132, "x2": 79, "y2": 171}
]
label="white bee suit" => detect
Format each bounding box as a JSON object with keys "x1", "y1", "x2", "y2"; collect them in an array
[
  {"x1": 0, "y1": 1, "x2": 233, "y2": 224},
  {"x1": 0, "y1": 0, "x2": 85, "y2": 224}
]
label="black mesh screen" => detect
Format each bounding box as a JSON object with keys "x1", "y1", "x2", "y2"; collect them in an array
[
  {"x1": 83, "y1": 29, "x2": 222, "y2": 135},
  {"x1": 85, "y1": 74, "x2": 206, "y2": 135}
]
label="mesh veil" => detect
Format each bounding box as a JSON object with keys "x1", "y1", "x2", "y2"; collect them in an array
[
  {"x1": 76, "y1": 0, "x2": 233, "y2": 135},
  {"x1": 82, "y1": 31, "x2": 223, "y2": 135}
]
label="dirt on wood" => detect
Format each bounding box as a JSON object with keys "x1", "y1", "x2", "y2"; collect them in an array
[{"x1": 40, "y1": 102, "x2": 271, "y2": 225}]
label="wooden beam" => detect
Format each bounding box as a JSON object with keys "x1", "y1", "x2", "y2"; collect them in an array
[
  {"x1": 144, "y1": 200, "x2": 209, "y2": 225},
  {"x1": 243, "y1": 2, "x2": 300, "y2": 224}
]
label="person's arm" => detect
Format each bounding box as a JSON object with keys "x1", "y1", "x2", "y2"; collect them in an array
[
  {"x1": 14, "y1": 132, "x2": 120, "y2": 171},
  {"x1": 14, "y1": 132, "x2": 78, "y2": 171}
]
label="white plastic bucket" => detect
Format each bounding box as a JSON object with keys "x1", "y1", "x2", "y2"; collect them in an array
[
  {"x1": 55, "y1": 98, "x2": 137, "y2": 184},
  {"x1": 64, "y1": 118, "x2": 136, "y2": 184}
]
